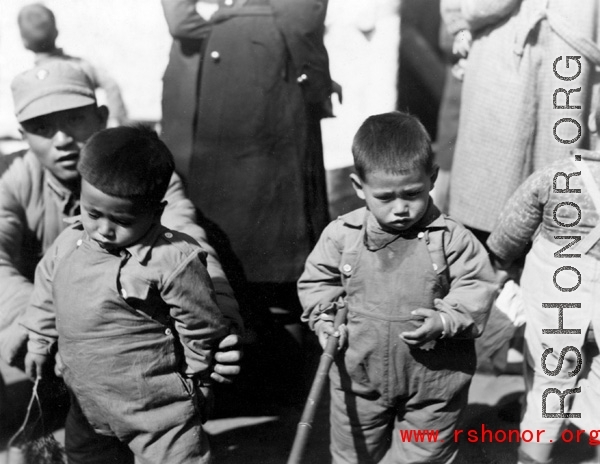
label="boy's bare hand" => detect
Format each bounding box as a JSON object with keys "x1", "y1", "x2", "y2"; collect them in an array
[
  {"x1": 452, "y1": 30, "x2": 472, "y2": 58},
  {"x1": 399, "y1": 309, "x2": 444, "y2": 346},
  {"x1": 25, "y1": 352, "x2": 48, "y2": 380},
  {"x1": 315, "y1": 320, "x2": 347, "y2": 350},
  {"x1": 210, "y1": 334, "x2": 242, "y2": 384}
]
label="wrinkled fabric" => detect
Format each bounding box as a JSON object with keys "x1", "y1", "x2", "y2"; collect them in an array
[
  {"x1": 161, "y1": 0, "x2": 331, "y2": 282},
  {"x1": 519, "y1": 236, "x2": 600, "y2": 439},
  {"x1": 299, "y1": 203, "x2": 496, "y2": 463},
  {"x1": 488, "y1": 149, "x2": 600, "y2": 262},
  {"x1": 299, "y1": 203, "x2": 497, "y2": 338},
  {"x1": 0, "y1": 151, "x2": 241, "y2": 365},
  {"x1": 448, "y1": 0, "x2": 600, "y2": 232},
  {"x1": 23, "y1": 222, "x2": 226, "y2": 461}
]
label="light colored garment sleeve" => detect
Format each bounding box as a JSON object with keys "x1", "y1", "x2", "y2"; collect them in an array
[
  {"x1": 487, "y1": 168, "x2": 549, "y2": 263},
  {"x1": 77, "y1": 59, "x2": 129, "y2": 125},
  {"x1": 0, "y1": 161, "x2": 35, "y2": 364},
  {"x1": 440, "y1": 0, "x2": 469, "y2": 35},
  {"x1": 22, "y1": 241, "x2": 59, "y2": 356},
  {"x1": 460, "y1": 0, "x2": 521, "y2": 32}
]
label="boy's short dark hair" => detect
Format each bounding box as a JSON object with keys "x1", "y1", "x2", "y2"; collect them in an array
[
  {"x1": 352, "y1": 111, "x2": 434, "y2": 180},
  {"x1": 18, "y1": 3, "x2": 58, "y2": 53},
  {"x1": 78, "y1": 126, "x2": 174, "y2": 210}
]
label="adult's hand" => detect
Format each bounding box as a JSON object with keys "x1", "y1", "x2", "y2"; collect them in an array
[{"x1": 210, "y1": 334, "x2": 242, "y2": 384}]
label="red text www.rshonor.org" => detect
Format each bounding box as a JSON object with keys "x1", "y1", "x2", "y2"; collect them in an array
[{"x1": 399, "y1": 426, "x2": 600, "y2": 445}]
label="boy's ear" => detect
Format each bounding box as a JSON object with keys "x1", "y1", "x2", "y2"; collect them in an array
[
  {"x1": 429, "y1": 165, "x2": 439, "y2": 191},
  {"x1": 350, "y1": 173, "x2": 366, "y2": 200},
  {"x1": 155, "y1": 201, "x2": 167, "y2": 219},
  {"x1": 96, "y1": 105, "x2": 109, "y2": 129}
]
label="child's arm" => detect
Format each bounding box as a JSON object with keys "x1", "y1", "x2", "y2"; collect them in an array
[
  {"x1": 487, "y1": 167, "x2": 549, "y2": 265},
  {"x1": 0, "y1": 159, "x2": 36, "y2": 366},
  {"x1": 161, "y1": 172, "x2": 243, "y2": 334},
  {"x1": 298, "y1": 220, "x2": 347, "y2": 349},
  {"x1": 21, "y1": 242, "x2": 60, "y2": 380},
  {"x1": 460, "y1": 0, "x2": 521, "y2": 33},
  {"x1": 435, "y1": 227, "x2": 498, "y2": 339},
  {"x1": 161, "y1": 248, "x2": 229, "y2": 380}
]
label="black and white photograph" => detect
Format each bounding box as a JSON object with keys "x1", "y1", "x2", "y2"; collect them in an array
[{"x1": 0, "y1": 1, "x2": 599, "y2": 463}]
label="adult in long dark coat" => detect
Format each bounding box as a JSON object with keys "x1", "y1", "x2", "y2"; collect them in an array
[
  {"x1": 161, "y1": 0, "x2": 332, "y2": 402},
  {"x1": 162, "y1": 0, "x2": 331, "y2": 285}
]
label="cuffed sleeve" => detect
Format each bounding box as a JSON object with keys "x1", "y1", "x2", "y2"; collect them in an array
[
  {"x1": 439, "y1": 222, "x2": 497, "y2": 338},
  {"x1": 298, "y1": 220, "x2": 345, "y2": 330},
  {"x1": 21, "y1": 242, "x2": 59, "y2": 356},
  {"x1": 162, "y1": 250, "x2": 228, "y2": 377},
  {"x1": 487, "y1": 168, "x2": 549, "y2": 263},
  {"x1": 461, "y1": 0, "x2": 520, "y2": 33},
  {"x1": 440, "y1": 0, "x2": 469, "y2": 35},
  {"x1": 0, "y1": 160, "x2": 36, "y2": 364}
]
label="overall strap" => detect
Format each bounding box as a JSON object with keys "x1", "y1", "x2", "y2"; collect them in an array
[{"x1": 572, "y1": 158, "x2": 600, "y2": 254}]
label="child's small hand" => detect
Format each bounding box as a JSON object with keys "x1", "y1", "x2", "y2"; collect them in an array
[
  {"x1": 25, "y1": 352, "x2": 49, "y2": 380},
  {"x1": 315, "y1": 319, "x2": 347, "y2": 351},
  {"x1": 452, "y1": 30, "x2": 472, "y2": 58},
  {"x1": 451, "y1": 58, "x2": 468, "y2": 81},
  {"x1": 399, "y1": 309, "x2": 444, "y2": 347}
]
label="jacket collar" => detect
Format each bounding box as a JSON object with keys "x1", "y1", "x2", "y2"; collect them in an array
[
  {"x1": 34, "y1": 48, "x2": 67, "y2": 64},
  {"x1": 66, "y1": 216, "x2": 164, "y2": 264},
  {"x1": 340, "y1": 199, "x2": 446, "y2": 231},
  {"x1": 45, "y1": 172, "x2": 76, "y2": 202},
  {"x1": 124, "y1": 223, "x2": 165, "y2": 263}
]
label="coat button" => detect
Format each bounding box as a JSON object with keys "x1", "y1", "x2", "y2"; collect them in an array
[
  {"x1": 165, "y1": 328, "x2": 172, "y2": 336},
  {"x1": 342, "y1": 264, "x2": 352, "y2": 273},
  {"x1": 121, "y1": 289, "x2": 128, "y2": 298},
  {"x1": 432, "y1": 263, "x2": 438, "y2": 271},
  {"x1": 210, "y1": 51, "x2": 220, "y2": 62},
  {"x1": 76, "y1": 239, "x2": 82, "y2": 247},
  {"x1": 297, "y1": 73, "x2": 308, "y2": 83},
  {"x1": 417, "y1": 232, "x2": 425, "y2": 239},
  {"x1": 164, "y1": 232, "x2": 173, "y2": 239}
]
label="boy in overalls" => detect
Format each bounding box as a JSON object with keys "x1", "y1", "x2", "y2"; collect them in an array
[
  {"x1": 488, "y1": 105, "x2": 600, "y2": 464},
  {"x1": 298, "y1": 111, "x2": 497, "y2": 463},
  {"x1": 23, "y1": 126, "x2": 228, "y2": 464}
]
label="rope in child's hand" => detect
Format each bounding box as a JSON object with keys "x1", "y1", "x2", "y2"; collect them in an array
[{"x1": 8, "y1": 376, "x2": 43, "y2": 449}]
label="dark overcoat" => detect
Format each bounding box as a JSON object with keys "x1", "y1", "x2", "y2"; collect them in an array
[{"x1": 161, "y1": 0, "x2": 331, "y2": 282}]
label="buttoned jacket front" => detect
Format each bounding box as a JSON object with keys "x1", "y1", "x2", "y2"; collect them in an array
[
  {"x1": 298, "y1": 204, "x2": 497, "y2": 339},
  {"x1": 24, "y1": 222, "x2": 228, "y2": 435},
  {"x1": 0, "y1": 151, "x2": 242, "y2": 365}
]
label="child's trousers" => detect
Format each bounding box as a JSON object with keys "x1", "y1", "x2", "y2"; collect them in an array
[
  {"x1": 328, "y1": 340, "x2": 472, "y2": 464},
  {"x1": 520, "y1": 236, "x2": 600, "y2": 439},
  {"x1": 65, "y1": 393, "x2": 211, "y2": 464},
  {"x1": 328, "y1": 227, "x2": 476, "y2": 463}
]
